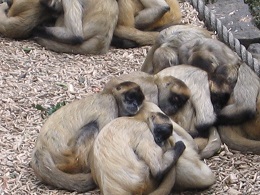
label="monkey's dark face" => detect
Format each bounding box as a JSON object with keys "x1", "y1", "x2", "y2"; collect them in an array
[
  {"x1": 149, "y1": 112, "x2": 173, "y2": 146},
  {"x1": 160, "y1": 92, "x2": 189, "y2": 116},
  {"x1": 211, "y1": 92, "x2": 230, "y2": 113},
  {"x1": 209, "y1": 75, "x2": 232, "y2": 113},
  {"x1": 115, "y1": 82, "x2": 145, "y2": 116}
]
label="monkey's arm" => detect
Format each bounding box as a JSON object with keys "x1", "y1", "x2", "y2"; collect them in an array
[
  {"x1": 136, "y1": 139, "x2": 185, "y2": 181},
  {"x1": 141, "y1": 44, "x2": 159, "y2": 74},
  {"x1": 217, "y1": 63, "x2": 259, "y2": 125},
  {"x1": 36, "y1": 0, "x2": 84, "y2": 45}
]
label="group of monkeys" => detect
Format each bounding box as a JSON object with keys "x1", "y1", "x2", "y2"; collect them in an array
[
  {"x1": 0, "y1": 0, "x2": 182, "y2": 54},
  {"x1": 30, "y1": 25, "x2": 260, "y2": 194},
  {"x1": 1, "y1": 0, "x2": 260, "y2": 194}
]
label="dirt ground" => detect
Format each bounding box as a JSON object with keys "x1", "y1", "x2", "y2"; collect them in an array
[{"x1": 0, "y1": 2, "x2": 259, "y2": 195}]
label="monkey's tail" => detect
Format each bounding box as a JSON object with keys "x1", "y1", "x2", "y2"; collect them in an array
[
  {"x1": 30, "y1": 149, "x2": 96, "y2": 192},
  {"x1": 218, "y1": 126, "x2": 260, "y2": 155}
]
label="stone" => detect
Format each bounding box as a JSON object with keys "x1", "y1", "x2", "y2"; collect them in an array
[{"x1": 207, "y1": 0, "x2": 260, "y2": 47}]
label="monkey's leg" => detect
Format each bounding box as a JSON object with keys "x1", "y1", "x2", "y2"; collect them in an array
[
  {"x1": 114, "y1": 26, "x2": 159, "y2": 46},
  {"x1": 135, "y1": 6, "x2": 170, "y2": 29},
  {"x1": 35, "y1": 36, "x2": 107, "y2": 55}
]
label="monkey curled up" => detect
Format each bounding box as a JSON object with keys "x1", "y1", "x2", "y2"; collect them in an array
[{"x1": 30, "y1": 80, "x2": 145, "y2": 192}]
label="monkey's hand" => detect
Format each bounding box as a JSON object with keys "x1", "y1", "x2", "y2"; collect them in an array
[{"x1": 173, "y1": 141, "x2": 186, "y2": 159}]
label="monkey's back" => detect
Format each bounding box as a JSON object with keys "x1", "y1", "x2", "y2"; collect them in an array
[
  {"x1": 90, "y1": 117, "x2": 154, "y2": 194},
  {"x1": 0, "y1": 0, "x2": 52, "y2": 38},
  {"x1": 35, "y1": 93, "x2": 118, "y2": 161}
]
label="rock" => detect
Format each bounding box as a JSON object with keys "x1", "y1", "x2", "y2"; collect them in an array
[
  {"x1": 248, "y1": 43, "x2": 260, "y2": 54},
  {"x1": 207, "y1": 0, "x2": 260, "y2": 47}
]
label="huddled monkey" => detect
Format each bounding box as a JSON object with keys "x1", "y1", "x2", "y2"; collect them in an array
[
  {"x1": 90, "y1": 101, "x2": 186, "y2": 195},
  {"x1": 178, "y1": 38, "x2": 241, "y2": 88},
  {"x1": 0, "y1": 0, "x2": 54, "y2": 39},
  {"x1": 30, "y1": 80, "x2": 145, "y2": 192},
  {"x1": 90, "y1": 102, "x2": 215, "y2": 195},
  {"x1": 155, "y1": 65, "x2": 222, "y2": 159},
  {"x1": 141, "y1": 25, "x2": 213, "y2": 74},
  {"x1": 34, "y1": 0, "x2": 119, "y2": 54},
  {"x1": 217, "y1": 63, "x2": 260, "y2": 154},
  {"x1": 112, "y1": 0, "x2": 182, "y2": 48},
  {"x1": 111, "y1": 71, "x2": 220, "y2": 159}
]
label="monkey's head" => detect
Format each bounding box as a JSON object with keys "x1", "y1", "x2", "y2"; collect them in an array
[
  {"x1": 111, "y1": 81, "x2": 145, "y2": 116},
  {"x1": 156, "y1": 76, "x2": 191, "y2": 116},
  {"x1": 148, "y1": 112, "x2": 173, "y2": 147},
  {"x1": 209, "y1": 74, "x2": 232, "y2": 113}
]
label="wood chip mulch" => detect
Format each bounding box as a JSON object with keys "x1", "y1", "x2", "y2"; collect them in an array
[{"x1": 0, "y1": 2, "x2": 259, "y2": 195}]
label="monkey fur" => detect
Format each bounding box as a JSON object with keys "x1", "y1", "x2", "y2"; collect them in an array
[
  {"x1": 30, "y1": 80, "x2": 145, "y2": 192},
  {"x1": 0, "y1": 0, "x2": 54, "y2": 39},
  {"x1": 111, "y1": 0, "x2": 182, "y2": 48},
  {"x1": 141, "y1": 25, "x2": 213, "y2": 74},
  {"x1": 155, "y1": 65, "x2": 222, "y2": 159},
  {"x1": 90, "y1": 101, "x2": 186, "y2": 195},
  {"x1": 34, "y1": 0, "x2": 119, "y2": 54},
  {"x1": 110, "y1": 71, "x2": 220, "y2": 159},
  {"x1": 90, "y1": 102, "x2": 215, "y2": 194},
  {"x1": 217, "y1": 63, "x2": 260, "y2": 154}
]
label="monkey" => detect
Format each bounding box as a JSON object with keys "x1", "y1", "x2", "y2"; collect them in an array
[
  {"x1": 141, "y1": 25, "x2": 213, "y2": 74},
  {"x1": 177, "y1": 38, "x2": 243, "y2": 112},
  {"x1": 178, "y1": 38, "x2": 241, "y2": 90},
  {"x1": 89, "y1": 101, "x2": 215, "y2": 195},
  {"x1": 34, "y1": 0, "x2": 119, "y2": 54},
  {"x1": 0, "y1": 0, "x2": 54, "y2": 39},
  {"x1": 111, "y1": 0, "x2": 182, "y2": 48},
  {"x1": 109, "y1": 72, "x2": 195, "y2": 145},
  {"x1": 154, "y1": 65, "x2": 222, "y2": 159},
  {"x1": 216, "y1": 63, "x2": 260, "y2": 154},
  {"x1": 30, "y1": 80, "x2": 145, "y2": 192},
  {"x1": 110, "y1": 71, "x2": 220, "y2": 159},
  {"x1": 89, "y1": 101, "x2": 186, "y2": 195}
]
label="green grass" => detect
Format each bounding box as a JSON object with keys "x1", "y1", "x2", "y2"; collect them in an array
[{"x1": 244, "y1": 0, "x2": 260, "y2": 29}]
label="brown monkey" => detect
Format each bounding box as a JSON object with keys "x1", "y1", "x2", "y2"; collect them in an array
[
  {"x1": 112, "y1": 0, "x2": 182, "y2": 48},
  {"x1": 30, "y1": 80, "x2": 145, "y2": 192},
  {"x1": 90, "y1": 101, "x2": 186, "y2": 195},
  {"x1": 141, "y1": 25, "x2": 213, "y2": 74},
  {"x1": 178, "y1": 38, "x2": 242, "y2": 113},
  {"x1": 34, "y1": 0, "x2": 119, "y2": 54},
  {"x1": 217, "y1": 63, "x2": 260, "y2": 154},
  {"x1": 155, "y1": 65, "x2": 222, "y2": 159},
  {"x1": 90, "y1": 102, "x2": 215, "y2": 195},
  {"x1": 0, "y1": 0, "x2": 53, "y2": 39},
  {"x1": 178, "y1": 38, "x2": 241, "y2": 90}
]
